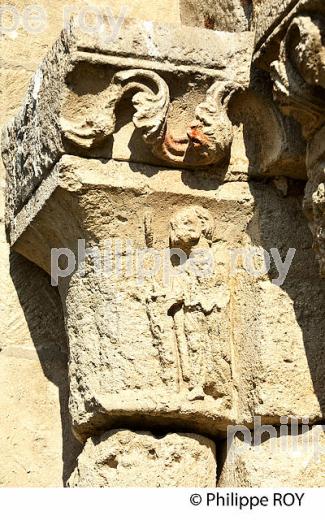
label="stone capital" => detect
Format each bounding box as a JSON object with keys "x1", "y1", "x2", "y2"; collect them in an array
[
  {"x1": 2, "y1": 18, "x2": 257, "y2": 442},
  {"x1": 3, "y1": 7, "x2": 325, "y2": 488}
]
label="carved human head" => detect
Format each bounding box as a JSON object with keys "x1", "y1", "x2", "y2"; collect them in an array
[{"x1": 169, "y1": 206, "x2": 214, "y2": 251}]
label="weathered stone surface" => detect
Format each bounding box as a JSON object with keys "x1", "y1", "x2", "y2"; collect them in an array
[
  {"x1": 69, "y1": 430, "x2": 216, "y2": 487},
  {"x1": 304, "y1": 126, "x2": 325, "y2": 277},
  {"x1": 219, "y1": 425, "x2": 325, "y2": 487},
  {"x1": 180, "y1": 0, "x2": 252, "y2": 31},
  {"x1": 233, "y1": 181, "x2": 325, "y2": 424},
  {"x1": 267, "y1": 3, "x2": 325, "y2": 278},
  {"x1": 0, "y1": 252, "x2": 81, "y2": 486},
  {"x1": 2, "y1": 0, "x2": 325, "y2": 490},
  {"x1": 10, "y1": 156, "x2": 242, "y2": 439},
  {"x1": 0, "y1": 0, "x2": 182, "y2": 489},
  {"x1": 253, "y1": 0, "x2": 299, "y2": 47},
  {"x1": 228, "y1": 77, "x2": 306, "y2": 179},
  {"x1": 2, "y1": 17, "x2": 254, "y2": 231},
  {"x1": 253, "y1": 0, "x2": 325, "y2": 69},
  {"x1": 8, "y1": 155, "x2": 325, "y2": 442}
]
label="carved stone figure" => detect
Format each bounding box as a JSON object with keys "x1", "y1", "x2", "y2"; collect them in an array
[
  {"x1": 143, "y1": 206, "x2": 232, "y2": 404},
  {"x1": 167, "y1": 206, "x2": 231, "y2": 400}
]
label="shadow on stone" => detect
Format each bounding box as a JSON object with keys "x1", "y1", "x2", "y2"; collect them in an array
[
  {"x1": 247, "y1": 180, "x2": 325, "y2": 417},
  {"x1": 9, "y1": 251, "x2": 82, "y2": 486}
]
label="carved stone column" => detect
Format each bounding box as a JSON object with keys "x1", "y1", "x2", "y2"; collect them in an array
[{"x1": 2, "y1": 16, "x2": 255, "y2": 485}]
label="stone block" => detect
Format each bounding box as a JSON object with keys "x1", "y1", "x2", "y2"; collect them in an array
[{"x1": 69, "y1": 430, "x2": 216, "y2": 487}]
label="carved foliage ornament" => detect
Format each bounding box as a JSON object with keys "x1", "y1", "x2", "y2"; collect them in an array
[
  {"x1": 271, "y1": 14, "x2": 325, "y2": 139},
  {"x1": 61, "y1": 69, "x2": 236, "y2": 168},
  {"x1": 271, "y1": 13, "x2": 325, "y2": 278}
]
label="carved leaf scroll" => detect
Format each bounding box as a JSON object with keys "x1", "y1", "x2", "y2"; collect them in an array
[{"x1": 61, "y1": 68, "x2": 236, "y2": 168}]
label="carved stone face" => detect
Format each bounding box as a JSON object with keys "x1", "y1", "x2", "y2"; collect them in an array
[
  {"x1": 170, "y1": 208, "x2": 202, "y2": 250},
  {"x1": 169, "y1": 206, "x2": 215, "y2": 253}
]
